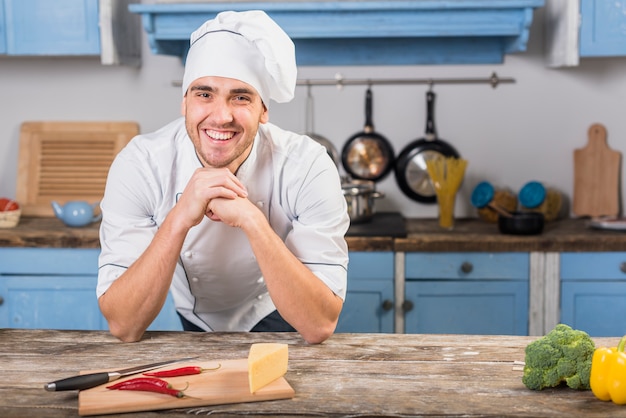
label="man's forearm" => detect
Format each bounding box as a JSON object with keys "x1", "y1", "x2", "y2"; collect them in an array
[
  {"x1": 99, "y1": 211, "x2": 190, "y2": 342},
  {"x1": 242, "y1": 212, "x2": 342, "y2": 344}
]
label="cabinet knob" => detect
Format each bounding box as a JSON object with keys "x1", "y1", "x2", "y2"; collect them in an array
[
  {"x1": 460, "y1": 262, "x2": 473, "y2": 274},
  {"x1": 0, "y1": 295, "x2": 3, "y2": 306},
  {"x1": 402, "y1": 300, "x2": 414, "y2": 313},
  {"x1": 621, "y1": 262, "x2": 626, "y2": 274},
  {"x1": 381, "y1": 299, "x2": 394, "y2": 311}
]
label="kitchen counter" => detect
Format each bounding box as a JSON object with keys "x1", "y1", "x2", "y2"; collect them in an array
[
  {"x1": 2, "y1": 216, "x2": 625, "y2": 252},
  {"x1": 1, "y1": 328, "x2": 623, "y2": 417}
]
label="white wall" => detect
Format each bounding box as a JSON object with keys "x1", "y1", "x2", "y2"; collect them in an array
[{"x1": 1, "y1": 8, "x2": 625, "y2": 219}]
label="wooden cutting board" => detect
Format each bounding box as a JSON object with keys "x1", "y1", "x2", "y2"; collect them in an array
[
  {"x1": 78, "y1": 359, "x2": 294, "y2": 416},
  {"x1": 16, "y1": 121, "x2": 138, "y2": 216},
  {"x1": 573, "y1": 123, "x2": 622, "y2": 217}
]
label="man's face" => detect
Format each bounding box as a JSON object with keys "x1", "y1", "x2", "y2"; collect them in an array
[{"x1": 182, "y1": 76, "x2": 269, "y2": 173}]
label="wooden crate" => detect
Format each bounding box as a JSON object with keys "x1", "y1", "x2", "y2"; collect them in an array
[{"x1": 16, "y1": 121, "x2": 138, "y2": 216}]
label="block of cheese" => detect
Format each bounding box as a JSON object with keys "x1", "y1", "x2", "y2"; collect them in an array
[{"x1": 248, "y1": 343, "x2": 289, "y2": 393}]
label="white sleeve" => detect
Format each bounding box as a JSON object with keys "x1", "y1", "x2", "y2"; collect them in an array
[
  {"x1": 283, "y1": 146, "x2": 350, "y2": 300},
  {"x1": 96, "y1": 146, "x2": 161, "y2": 298}
]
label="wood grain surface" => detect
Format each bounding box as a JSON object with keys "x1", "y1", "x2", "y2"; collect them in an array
[
  {"x1": 2, "y1": 216, "x2": 626, "y2": 252},
  {"x1": 2, "y1": 329, "x2": 626, "y2": 417}
]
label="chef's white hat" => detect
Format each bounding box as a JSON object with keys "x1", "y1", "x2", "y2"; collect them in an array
[{"x1": 181, "y1": 10, "x2": 297, "y2": 107}]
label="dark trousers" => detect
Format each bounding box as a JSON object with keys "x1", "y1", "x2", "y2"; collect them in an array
[{"x1": 178, "y1": 310, "x2": 296, "y2": 332}]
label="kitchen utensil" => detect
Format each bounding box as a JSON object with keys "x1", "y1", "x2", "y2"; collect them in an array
[
  {"x1": 498, "y1": 212, "x2": 545, "y2": 235},
  {"x1": 304, "y1": 85, "x2": 340, "y2": 167},
  {"x1": 573, "y1": 123, "x2": 621, "y2": 218},
  {"x1": 426, "y1": 156, "x2": 468, "y2": 229},
  {"x1": 16, "y1": 121, "x2": 138, "y2": 216},
  {"x1": 394, "y1": 90, "x2": 460, "y2": 203},
  {"x1": 78, "y1": 359, "x2": 294, "y2": 416},
  {"x1": 342, "y1": 179, "x2": 385, "y2": 223},
  {"x1": 471, "y1": 181, "x2": 513, "y2": 218},
  {"x1": 44, "y1": 357, "x2": 197, "y2": 391},
  {"x1": 51, "y1": 200, "x2": 102, "y2": 227},
  {"x1": 341, "y1": 88, "x2": 394, "y2": 181}
]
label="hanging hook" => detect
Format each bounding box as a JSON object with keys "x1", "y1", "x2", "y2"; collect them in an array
[
  {"x1": 334, "y1": 73, "x2": 344, "y2": 91},
  {"x1": 428, "y1": 79, "x2": 434, "y2": 92}
]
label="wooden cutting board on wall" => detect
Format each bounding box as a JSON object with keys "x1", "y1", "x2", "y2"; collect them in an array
[
  {"x1": 573, "y1": 123, "x2": 622, "y2": 218},
  {"x1": 16, "y1": 121, "x2": 138, "y2": 216}
]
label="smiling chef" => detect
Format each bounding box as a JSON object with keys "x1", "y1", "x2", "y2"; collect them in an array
[{"x1": 96, "y1": 10, "x2": 349, "y2": 344}]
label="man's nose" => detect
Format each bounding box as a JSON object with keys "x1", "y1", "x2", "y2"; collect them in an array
[{"x1": 211, "y1": 103, "x2": 234, "y2": 124}]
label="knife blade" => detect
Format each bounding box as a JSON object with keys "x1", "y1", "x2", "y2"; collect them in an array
[{"x1": 44, "y1": 356, "x2": 197, "y2": 391}]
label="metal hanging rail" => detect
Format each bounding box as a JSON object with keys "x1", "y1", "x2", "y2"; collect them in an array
[{"x1": 296, "y1": 72, "x2": 514, "y2": 89}]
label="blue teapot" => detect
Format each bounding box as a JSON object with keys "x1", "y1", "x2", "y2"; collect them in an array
[{"x1": 51, "y1": 200, "x2": 102, "y2": 227}]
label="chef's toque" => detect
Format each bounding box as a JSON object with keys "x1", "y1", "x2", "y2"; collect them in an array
[{"x1": 181, "y1": 10, "x2": 297, "y2": 107}]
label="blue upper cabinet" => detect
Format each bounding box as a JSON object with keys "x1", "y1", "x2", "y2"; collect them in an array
[
  {"x1": 0, "y1": 1, "x2": 6, "y2": 53},
  {"x1": 545, "y1": 0, "x2": 626, "y2": 66},
  {"x1": 579, "y1": 0, "x2": 626, "y2": 57},
  {"x1": 4, "y1": 0, "x2": 100, "y2": 55},
  {"x1": 129, "y1": 0, "x2": 545, "y2": 66}
]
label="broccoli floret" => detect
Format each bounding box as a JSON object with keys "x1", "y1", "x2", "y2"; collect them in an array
[{"x1": 522, "y1": 323, "x2": 595, "y2": 391}]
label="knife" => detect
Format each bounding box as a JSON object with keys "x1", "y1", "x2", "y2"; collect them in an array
[{"x1": 44, "y1": 357, "x2": 197, "y2": 391}]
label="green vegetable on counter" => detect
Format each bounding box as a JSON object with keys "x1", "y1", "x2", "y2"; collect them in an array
[{"x1": 522, "y1": 323, "x2": 595, "y2": 391}]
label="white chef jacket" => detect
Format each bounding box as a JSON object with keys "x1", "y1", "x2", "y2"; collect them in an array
[{"x1": 97, "y1": 117, "x2": 349, "y2": 332}]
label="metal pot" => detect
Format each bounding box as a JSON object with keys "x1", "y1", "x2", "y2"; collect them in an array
[{"x1": 342, "y1": 179, "x2": 384, "y2": 223}]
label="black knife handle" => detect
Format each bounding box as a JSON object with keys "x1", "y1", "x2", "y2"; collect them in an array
[{"x1": 44, "y1": 372, "x2": 111, "y2": 391}]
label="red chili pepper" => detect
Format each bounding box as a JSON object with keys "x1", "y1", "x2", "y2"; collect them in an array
[
  {"x1": 107, "y1": 377, "x2": 171, "y2": 390},
  {"x1": 113, "y1": 382, "x2": 186, "y2": 398},
  {"x1": 144, "y1": 363, "x2": 221, "y2": 377}
]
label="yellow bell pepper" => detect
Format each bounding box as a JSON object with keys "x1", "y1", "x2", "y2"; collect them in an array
[{"x1": 590, "y1": 336, "x2": 626, "y2": 404}]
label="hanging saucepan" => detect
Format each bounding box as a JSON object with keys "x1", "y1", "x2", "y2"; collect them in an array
[
  {"x1": 304, "y1": 85, "x2": 340, "y2": 167},
  {"x1": 394, "y1": 90, "x2": 460, "y2": 203},
  {"x1": 341, "y1": 87, "x2": 395, "y2": 182}
]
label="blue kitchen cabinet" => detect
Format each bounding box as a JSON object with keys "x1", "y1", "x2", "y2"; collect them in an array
[
  {"x1": 404, "y1": 253, "x2": 529, "y2": 335},
  {"x1": 335, "y1": 252, "x2": 394, "y2": 333},
  {"x1": 0, "y1": 248, "x2": 181, "y2": 331},
  {"x1": 580, "y1": 0, "x2": 626, "y2": 57},
  {"x1": 2, "y1": 0, "x2": 100, "y2": 55},
  {"x1": 0, "y1": 0, "x2": 6, "y2": 54},
  {"x1": 561, "y1": 252, "x2": 626, "y2": 337}
]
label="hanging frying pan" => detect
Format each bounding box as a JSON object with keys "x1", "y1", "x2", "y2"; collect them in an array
[
  {"x1": 394, "y1": 90, "x2": 460, "y2": 203},
  {"x1": 304, "y1": 85, "x2": 340, "y2": 168},
  {"x1": 341, "y1": 88, "x2": 395, "y2": 182}
]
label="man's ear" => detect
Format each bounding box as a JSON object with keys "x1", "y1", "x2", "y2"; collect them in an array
[{"x1": 260, "y1": 104, "x2": 269, "y2": 124}]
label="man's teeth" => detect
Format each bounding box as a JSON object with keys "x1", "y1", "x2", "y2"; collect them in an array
[{"x1": 206, "y1": 130, "x2": 234, "y2": 140}]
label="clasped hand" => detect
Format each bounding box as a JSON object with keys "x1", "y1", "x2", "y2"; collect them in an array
[{"x1": 176, "y1": 167, "x2": 256, "y2": 228}]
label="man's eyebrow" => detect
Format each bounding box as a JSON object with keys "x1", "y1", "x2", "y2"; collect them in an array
[
  {"x1": 190, "y1": 85, "x2": 214, "y2": 92},
  {"x1": 231, "y1": 87, "x2": 255, "y2": 95},
  {"x1": 189, "y1": 85, "x2": 255, "y2": 96}
]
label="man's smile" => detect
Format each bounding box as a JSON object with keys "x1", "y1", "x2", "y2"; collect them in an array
[{"x1": 205, "y1": 129, "x2": 235, "y2": 141}]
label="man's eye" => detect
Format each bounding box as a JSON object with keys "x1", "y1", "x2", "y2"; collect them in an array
[{"x1": 234, "y1": 96, "x2": 251, "y2": 102}]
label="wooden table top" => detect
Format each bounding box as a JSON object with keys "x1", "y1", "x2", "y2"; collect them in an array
[
  {"x1": 2, "y1": 216, "x2": 626, "y2": 252},
  {"x1": 1, "y1": 329, "x2": 625, "y2": 417}
]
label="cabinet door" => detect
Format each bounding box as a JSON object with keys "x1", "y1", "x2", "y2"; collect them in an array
[
  {"x1": 0, "y1": 275, "x2": 105, "y2": 329},
  {"x1": 404, "y1": 280, "x2": 528, "y2": 335},
  {"x1": 580, "y1": 0, "x2": 626, "y2": 57},
  {"x1": 405, "y1": 253, "x2": 529, "y2": 335},
  {"x1": 561, "y1": 252, "x2": 626, "y2": 336},
  {"x1": 336, "y1": 252, "x2": 394, "y2": 333},
  {"x1": 0, "y1": 247, "x2": 182, "y2": 331},
  {"x1": 4, "y1": 0, "x2": 100, "y2": 55},
  {"x1": 0, "y1": 0, "x2": 6, "y2": 54}
]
